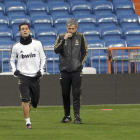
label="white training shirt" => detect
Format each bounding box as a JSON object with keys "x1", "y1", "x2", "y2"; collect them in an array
[{"x1": 9, "y1": 38, "x2": 46, "y2": 77}]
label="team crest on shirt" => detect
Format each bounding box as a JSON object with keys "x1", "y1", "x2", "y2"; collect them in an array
[
  {"x1": 64, "y1": 40, "x2": 67, "y2": 45},
  {"x1": 20, "y1": 50, "x2": 23, "y2": 53},
  {"x1": 18, "y1": 79, "x2": 21, "y2": 84},
  {"x1": 34, "y1": 47, "x2": 36, "y2": 51},
  {"x1": 75, "y1": 40, "x2": 79, "y2": 45}
]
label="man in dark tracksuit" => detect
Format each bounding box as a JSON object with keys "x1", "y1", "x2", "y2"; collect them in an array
[{"x1": 54, "y1": 19, "x2": 88, "y2": 124}]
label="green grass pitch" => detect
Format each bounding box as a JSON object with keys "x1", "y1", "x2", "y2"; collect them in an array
[{"x1": 0, "y1": 104, "x2": 140, "y2": 140}]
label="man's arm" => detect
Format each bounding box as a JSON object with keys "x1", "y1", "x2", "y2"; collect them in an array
[
  {"x1": 9, "y1": 46, "x2": 17, "y2": 74},
  {"x1": 54, "y1": 35, "x2": 65, "y2": 54},
  {"x1": 80, "y1": 34, "x2": 88, "y2": 64},
  {"x1": 39, "y1": 42, "x2": 46, "y2": 74}
]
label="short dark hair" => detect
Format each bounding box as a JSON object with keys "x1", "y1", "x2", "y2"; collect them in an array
[{"x1": 19, "y1": 22, "x2": 30, "y2": 31}]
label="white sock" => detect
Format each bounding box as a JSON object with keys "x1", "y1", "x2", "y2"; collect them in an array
[{"x1": 25, "y1": 118, "x2": 31, "y2": 125}]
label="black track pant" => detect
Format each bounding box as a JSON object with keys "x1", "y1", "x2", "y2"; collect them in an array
[
  {"x1": 18, "y1": 74, "x2": 40, "y2": 108},
  {"x1": 60, "y1": 72, "x2": 82, "y2": 118}
]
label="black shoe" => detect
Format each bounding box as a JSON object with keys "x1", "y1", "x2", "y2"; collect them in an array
[
  {"x1": 74, "y1": 117, "x2": 82, "y2": 124},
  {"x1": 60, "y1": 116, "x2": 72, "y2": 123},
  {"x1": 26, "y1": 124, "x2": 32, "y2": 129}
]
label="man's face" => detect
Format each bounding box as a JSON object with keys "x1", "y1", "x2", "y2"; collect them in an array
[
  {"x1": 67, "y1": 24, "x2": 77, "y2": 34},
  {"x1": 19, "y1": 25, "x2": 30, "y2": 38}
]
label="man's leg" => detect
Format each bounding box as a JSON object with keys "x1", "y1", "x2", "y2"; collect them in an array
[
  {"x1": 71, "y1": 72, "x2": 82, "y2": 124},
  {"x1": 60, "y1": 72, "x2": 72, "y2": 123},
  {"x1": 60, "y1": 72, "x2": 71, "y2": 116},
  {"x1": 18, "y1": 75, "x2": 32, "y2": 129}
]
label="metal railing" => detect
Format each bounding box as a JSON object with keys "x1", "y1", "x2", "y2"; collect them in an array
[
  {"x1": 108, "y1": 47, "x2": 140, "y2": 74},
  {"x1": 0, "y1": 48, "x2": 109, "y2": 74}
]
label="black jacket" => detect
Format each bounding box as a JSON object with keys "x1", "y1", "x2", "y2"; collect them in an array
[{"x1": 54, "y1": 32, "x2": 88, "y2": 72}]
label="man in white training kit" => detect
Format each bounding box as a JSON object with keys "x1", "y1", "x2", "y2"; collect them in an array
[{"x1": 9, "y1": 22, "x2": 46, "y2": 129}]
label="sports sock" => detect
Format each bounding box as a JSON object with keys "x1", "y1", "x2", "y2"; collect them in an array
[{"x1": 25, "y1": 118, "x2": 31, "y2": 125}]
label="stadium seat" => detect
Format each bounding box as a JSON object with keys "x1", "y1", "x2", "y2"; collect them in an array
[
  {"x1": 0, "y1": 28, "x2": 13, "y2": 41},
  {"x1": 9, "y1": 15, "x2": 31, "y2": 31},
  {"x1": 24, "y1": 0, "x2": 44, "y2": 2},
  {"x1": 123, "y1": 27, "x2": 140, "y2": 43},
  {"x1": 118, "y1": 15, "x2": 140, "y2": 30},
  {"x1": 42, "y1": 40, "x2": 59, "y2": 74},
  {"x1": 5, "y1": 3, "x2": 27, "y2": 17},
  {"x1": 35, "y1": 28, "x2": 57, "y2": 42},
  {"x1": 27, "y1": 3, "x2": 49, "y2": 20},
  {"x1": 113, "y1": 1, "x2": 135, "y2": 19},
  {"x1": 53, "y1": 15, "x2": 73, "y2": 29},
  {"x1": 49, "y1": 2, "x2": 70, "y2": 17},
  {"x1": 101, "y1": 27, "x2": 123, "y2": 41},
  {"x1": 0, "y1": 16, "x2": 9, "y2": 28},
  {"x1": 0, "y1": 41, "x2": 15, "y2": 72},
  {"x1": 112, "y1": 0, "x2": 132, "y2": 3},
  {"x1": 70, "y1": 2, "x2": 92, "y2": 17},
  {"x1": 89, "y1": 0, "x2": 109, "y2": 1},
  {"x1": 87, "y1": 40, "x2": 108, "y2": 74},
  {"x1": 92, "y1": 1, "x2": 113, "y2": 15},
  {"x1": 56, "y1": 28, "x2": 67, "y2": 36},
  {"x1": 47, "y1": 0, "x2": 66, "y2": 4},
  {"x1": 96, "y1": 14, "x2": 118, "y2": 29},
  {"x1": 78, "y1": 27, "x2": 101, "y2": 40},
  {"x1": 32, "y1": 15, "x2": 53, "y2": 31},
  {"x1": 0, "y1": 3, "x2": 6, "y2": 16},
  {"x1": 75, "y1": 15, "x2": 96, "y2": 29},
  {"x1": 3, "y1": 0, "x2": 23, "y2": 5},
  {"x1": 13, "y1": 28, "x2": 35, "y2": 41},
  {"x1": 127, "y1": 39, "x2": 140, "y2": 47},
  {"x1": 105, "y1": 39, "x2": 128, "y2": 73}
]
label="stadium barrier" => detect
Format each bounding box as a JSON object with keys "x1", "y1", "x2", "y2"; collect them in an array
[{"x1": 108, "y1": 47, "x2": 140, "y2": 74}]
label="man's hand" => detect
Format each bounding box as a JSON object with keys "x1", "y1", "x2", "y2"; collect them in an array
[
  {"x1": 36, "y1": 70, "x2": 42, "y2": 78},
  {"x1": 14, "y1": 70, "x2": 20, "y2": 77},
  {"x1": 64, "y1": 33, "x2": 73, "y2": 40}
]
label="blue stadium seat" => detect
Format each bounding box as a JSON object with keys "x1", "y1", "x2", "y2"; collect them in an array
[
  {"x1": 87, "y1": 40, "x2": 108, "y2": 74},
  {"x1": 101, "y1": 27, "x2": 123, "y2": 41},
  {"x1": 0, "y1": 3, "x2": 6, "y2": 16},
  {"x1": 112, "y1": 0, "x2": 132, "y2": 3},
  {"x1": 0, "y1": 16, "x2": 9, "y2": 28},
  {"x1": 70, "y1": 2, "x2": 92, "y2": 17},
  {"x1": 9, "y1": 15, "x2": 31, "y2": 31},
  {"x1": 75, "y1": 15, "x2": 96, "y2": 29},
  {"x1": 78, "y1": 27, "x2": 101, "y2": 40},
  {"x1": 105, "y1": 39, "x2": 128, "y2": 73},
  {"x1": 3, "y1": 0, "x2": 23, "y2": 4},
  {"x1": 96, "y1": 14, "x2": 118, "y2": 29},
  {"x1": 24, "y1": 0, "x2": 44, "y2": 2},
  {"x1": 49, "y1": 2, "x2": 70, "y2": 17},
  {"x1": 0, "y1": 28, "x2": 13, "y2": 41},
  {"x1": 27, "y1": 3, "x2": 49, "y2": 20},
  {"x1": 5, "y1": 3, "x2": 27, "y2": 17},
  {"x1": 42, "y1": 40, "x2": 59, "y2": 74},
  {"x1": 35, "y1": 28, "x2": 57, "y2": 42},
  {"x1": 113, "y1": 1, "x2": 135, "y2": 19},
  {"x1": 13, "y1": 28, "x2": 35, "y2": 41},
  {"x1": 123, "y1": 27, "x2": 140, "y2": 43},
  {"x1": 0, "y1": 41, "x2": 15, "y2": 72},
  {"x1": 56, "y1": 28, "x2": 67, "y2": 36},
  {"x1": 92, "y1": 1, "x2": 113, "y2": 15},
  {"x1": 127, "y1": 39, "x2": 140, "y2": 47},
  {"x1": 32, "y1": 15, "x2": 53, "y2": 31},
  {"x1": 47, "y1": 0, "x2": 66, "y2": 4},
  {"x1": 68, "y1": 0, "x2": 87, "y2": 3},
  {"x1": 119, "y1": 14, "x2": 140, "y2": 30},
  {"x1": 53, "y1": 15, "x2": 73, "y2": 29},
  {"x1": 89, "y1": 0, "x2": 109, "y2": 1}
]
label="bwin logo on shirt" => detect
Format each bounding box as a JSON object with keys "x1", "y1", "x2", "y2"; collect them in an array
[{"x1": 22, "y1": 53, "x2": 36, "y2": 59}]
